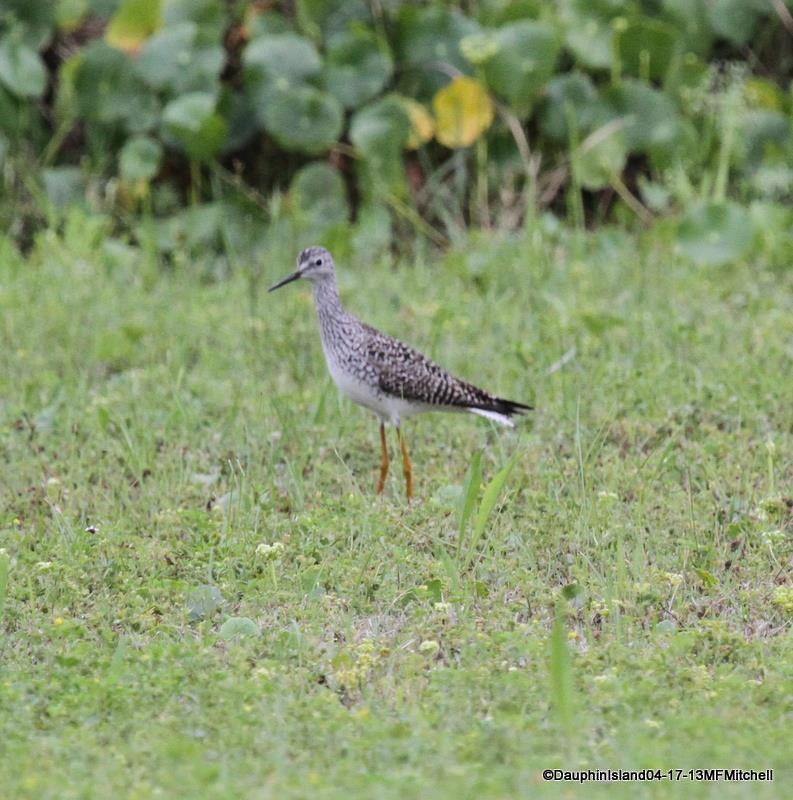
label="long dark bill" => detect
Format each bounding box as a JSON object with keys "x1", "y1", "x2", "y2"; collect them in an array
[{"x1": 267, "y1": 270, "x2": 302, "y2": 292}]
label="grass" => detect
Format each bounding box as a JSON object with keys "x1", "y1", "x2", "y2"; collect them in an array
[{"x1": 0, "y1": 212, "x2": 791, "y2": 798}]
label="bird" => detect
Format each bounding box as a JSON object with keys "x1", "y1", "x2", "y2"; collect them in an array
[{"x1": 268, "y1": 246, "x2": 532, "y2": 499}]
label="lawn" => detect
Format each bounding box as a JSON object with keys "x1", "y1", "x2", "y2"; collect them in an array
[{"x1": 0, "y1": 214, "x2": 791, "y2": 798}]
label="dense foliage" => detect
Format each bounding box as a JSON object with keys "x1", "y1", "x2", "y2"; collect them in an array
[{"x1": 2, "y1": 0, "x2": 793, "y2": 261}]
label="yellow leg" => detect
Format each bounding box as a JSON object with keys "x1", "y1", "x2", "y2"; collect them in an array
[
  {"x1": 397, "y1": 427, "x2": 413, "y2": 500},
  {"x1": 376, "y1": 422, "x2": 389, "y2": 494}
]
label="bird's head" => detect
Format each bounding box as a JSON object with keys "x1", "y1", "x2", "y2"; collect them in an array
[{"x1": 268, "y1": 246, "x2": 335, "y2": 292}]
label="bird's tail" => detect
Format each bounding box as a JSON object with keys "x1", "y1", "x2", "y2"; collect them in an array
[{"x1": 468, "y1": 397, "x2": 533, "y2": 427}]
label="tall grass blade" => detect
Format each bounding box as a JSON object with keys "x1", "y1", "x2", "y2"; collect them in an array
[
  {"x1": 457, "y1": 451, "x2": 482, "y2": 548},
  {"x1": 549, "y1": 601, "x2": 575, "y2": 739},
  {"x1": 0, "y1": 550, "x2": 8, "y2": 625},
  {"x1": 464, "y1": 459, "x2": 513, "y2": 568}
]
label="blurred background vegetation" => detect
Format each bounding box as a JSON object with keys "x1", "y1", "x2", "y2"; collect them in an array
[{"x1": 2, "y1": 0, "x2": 793, "y2": 268}]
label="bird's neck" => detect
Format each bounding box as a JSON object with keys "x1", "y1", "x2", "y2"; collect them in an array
[{"x1": 312, "y1": 276, "x2": 345, "y2": 319}]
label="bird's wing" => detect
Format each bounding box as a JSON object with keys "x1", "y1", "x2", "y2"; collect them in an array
[{"x1": 362, "y1": 325, "x2": 496, "y2": 409}]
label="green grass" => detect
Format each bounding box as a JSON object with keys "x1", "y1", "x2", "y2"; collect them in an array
[{"x1": 0, "y1": 213, "x2": 791, "y2": 799}]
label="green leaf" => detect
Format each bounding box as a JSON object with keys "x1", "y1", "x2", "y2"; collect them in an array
[
  {"x1": 261, "y1": 85, "x2": 342, "y2": 154},
  {"x1": 162, "y1": 91, "x2": 226, "y2": 161},
  {"x1": 706, "y1": 0, "x2": 764, "y2": 46},
  {"x1": 135, "y1": 22, "x2": 224, "y2": 94},
  {"x1": 540, "y1": 72, "x2": 601, "y2": 141},
  {"x1": 603, "y1": 79, "x2": 681, "y2": 153},
  {"x1": 219, "y1": 616, "x2": 260, "y2": 640},
  {"x1": 677, "y1": 202, "x2": 755, "y2": 267},
  {"x1": 575, "y1": 126, "x2": 627, "y2": 190},
  {"x1": 119, "y1": 135, "x2": 162, "y2": 181},
  {"x1": 186, "y1": 584, "x2": 224, "y2": 621},
  {"x1": 291, "y1": 162, "x2": 348, "y2": 229},
  {"x1": 162, "y1": 0, "x2": 225, "y2": 44},
  {"x1": 349, "y1": 95, "x2": 410, "y2": 185},
  {"x1": 477, "y1": 20, "x2": 559, "y2": 112},
  {"x1": 0, "y1": 33, "x2": 47, "y2": 98},
  {"x1": 105, "y1": 0, "x2": 161, "y2": 53},
  {"x1": 564, "y1": 15, "x2": 612, "y2": 70},
  {"x1": 74, "y1": 41, "x2": 160, "y2": 132},
  {"x1": 618, "y1": 19, "x2": 680, "y2": 82},
  {"x1": 243, "y1": 32, "x2": 321, "y2": 87},
  {"x1": 298, "y1": 0, "x2": 370, "y2": 37},
  {"x1": 395, "y1": 6, "x2": 479, "y2": 96},
  {"x1": 2, "y1": 1, "x2": 54, "y2": 49},
  {"x1": 325, "y1": 28, "x2": 393, "y2": 109}
]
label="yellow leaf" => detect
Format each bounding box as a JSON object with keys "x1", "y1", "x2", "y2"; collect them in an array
[
  {"x1": 744, "y1": 78, "x2": 784, "y2": 111},
  {"x1": 398, "y1": 98, "x2": 435, "y2": 149},
  {"x1": 432, "y1": 77, "x2": 493, "y2": 149},
  {"x1": 105, "y1": 0, "x2": 161, "y2": 55}
]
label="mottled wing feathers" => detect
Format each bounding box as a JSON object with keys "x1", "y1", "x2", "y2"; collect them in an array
[{"x1": 363, "y1": 325, "x2": 532, "y2": 417}]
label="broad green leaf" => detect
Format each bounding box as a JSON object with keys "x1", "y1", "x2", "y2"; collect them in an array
[
  {"x1": 162, "y1": 92, "x2": 226, "y2": 161},
  {"x1": 618, "y1": 19, "x2": 680, "y2": 82},
  {"x1": 119, "y1": 135, "x2": 162, "y2": 181},
  {"x1": 291, "y1": 162, "x2": 349, "y2": 229},
  {"x1": 350, "y1": 95, "x2": 410, "y2": 187},
  {"x1": 677, "y1": 202, "x2": 754, "y2": 266},
  {"x1": 325, "y1": 29, "x2": 393, "y2": 109},
  {"x1": 575, "y1": 126, "x2": 627, "y2": 190},
  {"x1": 105, "y1": 0, "x2": 161, "y2": 53},
  {"x1": 706, "y1": 0, "x2": 763, "y2": 46},
  {"x1": 477, "y1": 20, "x2": 559, "y2": 111},
  {"x1": 163, "y1": 0, "x2": 225, "y2": 44},
  {"x1": 0, "y1": 33, "x2": 47, "y2": 98},
  {"x1": 219, "y1": 616, "x2": 260, "y2": 640},
  {"x1": 261, "y1": 85, "x2": 342, "y2": 154},
  {"x1": 564, "y1": 16, "x2": 612, "y2": 69},
  {"x1": 603, "y1": 79, "x2": 681, "y2": 152},
  {"x1": 243, "y1": 32, "x2": 321, "y2": 87},
  {"x1": 298, "y1": 0, "x2": 370, "y2": 37},
  {"x1": 2, "y1": 0, "x2": 54, "y2": 48},
  {"x1": 433, "y1": 77, "x2": 493, "y2": 149},
  {"x1": 395, "y1": 6, "x2": 479, "y2": 95},
  {"x1": 186, "y1": 584, "x2": 224, "y2": 621},
  {"x1": 135, "y1": 22, "x2": 224, "y2": 94},
  {"x1": 74, "y1": 41, "x2": 160, "y2": 132},
  {"x1": 540, "y1": 72, "x2": 601, "y2": 141}
]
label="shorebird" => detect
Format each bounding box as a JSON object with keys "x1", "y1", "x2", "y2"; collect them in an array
[{"x1": 269, "y1": 247, "x2": 531, "y2": 498}]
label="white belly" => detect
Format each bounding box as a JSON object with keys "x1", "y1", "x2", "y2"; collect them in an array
[{"x1": 324, "y1": 350, "x2": 431, "y2": 425}]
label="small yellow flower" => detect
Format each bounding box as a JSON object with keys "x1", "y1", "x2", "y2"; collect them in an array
[{"x1": 54, "y1": 617, "x2": 64, "y2": 626}]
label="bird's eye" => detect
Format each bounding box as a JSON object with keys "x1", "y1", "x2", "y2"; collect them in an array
[{"x1": 314, "y1": 258, "x2": 322, "y2": 267}]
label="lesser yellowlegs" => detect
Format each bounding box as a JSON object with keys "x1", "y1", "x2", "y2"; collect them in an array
[{"x1": 269, "y1": 247, "x2": 532, "y2": 498}]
